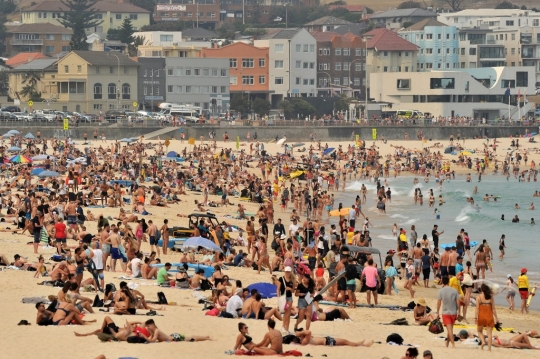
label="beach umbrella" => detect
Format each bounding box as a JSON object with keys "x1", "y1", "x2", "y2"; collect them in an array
[
  {"x1": 38, "y1": 170, "x2": 60, "y2": 178},
  {"x1": 7, "y1": 146, "x2": 21, "y2": 152},
  {"x1": 9, "y1": 154, "x2": 32, "y2": 163},
  {"x1": 32, "y1": 154, "x2": 56, "y2": 161},
  {"x1": 166, "y1": 151, "x2": 178, "y2": 158},
  {"x1": 31, "y1": 168, "x2": 45, "y2": 175},
  {"x1": 24, "y1": 133, "x2": 35, "y2": 139},
  {"x1": 323, "y1": 147, "x2": 336, "y2": 156},
  {"x1": 7, "y1": 130, "x2": 20, "y2": 135},
  {"x1": 247, "y1": 283, "x2": 278, "y2": 299},
  {"x1": 2, "y1": 133, "x2": 14, "y2": 137},
  {"x1": 182, "y1": 236, "x2": 223, "y2": 252},
  {"x1": 329, "y1": 207, "x2": 352, "y2": 217},
  {"x1": 276, "y1": 137, "x2": 286, "y2": 146}
]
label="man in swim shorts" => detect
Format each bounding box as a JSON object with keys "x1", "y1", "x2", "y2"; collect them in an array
[
  {"x1": 293, "y1": 329, "x2": 373, "y2": 347},
  {"x1": 143, "y1": 319, "x2": 211, "y2": 343}
]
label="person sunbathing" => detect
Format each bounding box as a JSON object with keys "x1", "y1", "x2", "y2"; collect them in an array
[
  {"x1": 143, "y1": 319, "x2": 212, "y2": 343},
  {"x1": 293, "y1": 329, "x2": 374, "y2": 347},
  {"x1": 492, "y1": 333, "x2": 540, "y2": 349},
  {"x1": 312, "y1": 295, "x2": 351, "y2": 321},
  {"x1": 234, "y1": 322, "x2": 256, "y2": 351},
  {"x1": 51, "y1": 294, "x2": 95, "y2": 326},
  {"x1": 74, "y1": 317, "x2": 138, "y2": 341},
  {"x1": 247, "y1": 293, "x2": 283, "y2": 321},
  {"x1": 36, "y1": 302, "x2": 55, "y2": 326},
  {"x1": 251, "y1": 319, "x2": 283, "y2": 355},
  {"x1": 117, "y1": 208, "x2": 138, "y2": 224}
]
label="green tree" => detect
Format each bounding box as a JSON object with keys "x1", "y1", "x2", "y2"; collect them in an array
[
  {"x1": 59, "y1": 0, "x2": 103, "y2": 51},
  {"x1": 230, "y1": 94, "x2": 249, "y2": 115},
  {"x1": 333, "y1": 94, "x2": 351, "y2": 112},
  {"x1": 0, "y1": 0, "x2": 16, "y2": 14},
  {"x1": 398, "y1": 1, "x2": 423, "y2": 9},
  {"x1": 0, "y1": 13, "x2": 7, "y2": 55},
  {"x1": 252, "y1": 98, "x2": 271, "y2": 117},
  {"x1": 292, "y1": 99, "x2": 316, "y2": 118},
  {"x1": 495, "y1": 1, "x2": 518, "y2": 9},
  {"x1": 0, "y1": 68, "x2": 8, "y2": 95},
  {"x1": 19, "y1": 70, "x2": 43, "y2": 101},
  {"x1": 107, "y1": 28, "x2": 121, "y2": 41},
  {"x1": 278, "y1": 100, "x2": 294, "y2": 119},
  {"x1": 118, "y1": 18, "x2": 136, "y2": 56},
  {"x1": 438, "y1": 0, "x2": 467, "y2": 11}
]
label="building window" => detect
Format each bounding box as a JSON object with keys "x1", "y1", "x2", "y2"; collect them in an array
[
  {"x1": 230, "y1": 76, "x2": 237, "y2": 85},
  {"x1": 130, "y1": 14, "x2": 138, "y2": 20},
  {"x1": 211, "y1": 86, "x2": 217, "y2": 93},
  {"x1": 275, "y1": 60, "x2": 284, "y2": 69},
  {"x1": 343, "y1": 62, "x2": 349, "y2": 71},
  {"x1": 185, "y1": 68, "x2": 191, "y2": 75},
  {"x1": 108, "y1": 83, "x2": 116, "y2": 99},
  {"x1": 295, "y1": 44, "x2": 301, "y2": 52},
  {"x1": 94, "y1": 83, "x2": 102, "y2": 99},
  {"x1": 310, "y1": 62, "x2": 315, "y2": 69},
  {"x1": 296, "y1": 60, "x2": 301, "y2": 68},
  {"x1": 355, "y1": 62, "x2": 361, "y2": 71},
  {"x1": 242, "y1": 76, "x2": 254, "y2": 85},
  {"x1": 259, "y1": 75, "x2": 266, "y2": 84},
  {"x1": 62, "y1": 46, "x2": 70, "y2": 51},
  {"x1": 176, "y1": 68, "x2": 183, "y2": 76},
  {"x1": 309, "y1": 44, "x2": 315, "y2": 52},
  {"x1": 355, "y1": 48, "x2": 362, "y2": 56},
  {"x1": 426, "y1": 34, "x2": 433, "y2": 40},
  {"x1": 343, "y1": 48, "x2": 350, "y2": 56},
  {"x1": 110, "y1": 66, "x2": 114, "y2": 74},
  {"x1": 194, "y1": 68, "x2": 200, "y2": 76},
  {"x1": 335, "y1": 62, "x2": 341, "y2": 71},
  {"x1": 211, "y1": 68, "x2": 217, "y2": 76},
  {"x1": 93, "y1": 104, "x2": 102, "y2": 110},
  {"x1": 335, "y1": 48, "x2": 341, "y2": 55},
  {"x1": 203, "y1": 68, "x2": 209, "y2": 76},
  {"x1": 242, "y1": 58, "x2": 254, "y2": 68},
  {"x1": 354, "y1": 78, "x2": 360, "y2": 86},
  {"x1": 185, "y1": 86, "x2": 191, "y2": 93},
  {"x1": 383, "y1": 66, "x2": 388, "y2": 72},
  {"x1": 45, "y1": 46, "x2": 55, "y2": 53},
  {"x1": 167, "y1": 68, "x2": 173, "y2": 76},
  {"x1": 160, "y1": 34, "x2": 173, "y2": 42},
  {"x1": 77, "y1": 65, "x2": 82, "y2": 73},
  {"x1": 274, "y1": 44, "x2": 284, "y2": 52},
  {"x1": 221, "y1": 69, "x2": 227, "y2": 76},
  {"x1": 45, "y1": 34, "x2": 54, "y2": 40},
  {"x1": 275, "y1": 77, "x2": 284, "y2": 85},
  {"x1": 430, "y1": 78, "x2": 455, "y2": 89},
  {"x1": 230, "y1": 58, "x2": 237, "y2": 68},
  {"x1": 303, "y1": 44, "x2": 308, "y2": 52},
  {"x1": 397, "y1": 79, "x2": 410, "y2": 89},
  {"x1": 259, "y1": 58, "x2": 265, "y2": 67},
  {"x1": 333, "y1": 78, "x2": 340, "y2": 85},
  {"x1": 516, "y1": 71, "x2": 528, "y2": 87},
  {"x1": 167, "y1": 85, "x2": 173, "y2": 93},
  {"x1": 116, "y1": 14, "x2": 121, "y2": 19},
  {"x1": 506, "y1": 20, "x2": 514, "y2": 26},
  {"x1": 64, "y1": 65, "x2": 69, "y2": 73}
]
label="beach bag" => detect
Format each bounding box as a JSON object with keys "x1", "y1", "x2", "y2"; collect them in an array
[
  {"x1": 93, "y1": 295, "x2": 103, "y2": 308},
  {"x1": 428, "y1": 318, "x2": 445, "y2": 334},
  {"x1": 277, "y1": 278, "x2": 287, "y2": 313},
  {"x1": 386, "y1": 333, "x2": 404, "y2": 345},
  {"x1": 462, "y1": 273, "x2": 473, "y2": 286},
  {"x1": 271, "y1": 237, "x2": 279, "y2": 251},
  {"x1": 157, "y1": 291, "x2": 168, "y2": 305}
]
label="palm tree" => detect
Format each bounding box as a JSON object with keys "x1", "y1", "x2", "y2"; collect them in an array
[{"x1": 21, "y1": 70, "x2": 42, "y2": 91}]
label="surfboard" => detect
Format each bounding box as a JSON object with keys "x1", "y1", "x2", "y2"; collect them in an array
[
  {"x1": 317, "y1": 270, "x2": 346, "y2": 298},
  {"x1": 526, "y1": 287, "x2": 536, "y2": 308},
  {"x1": 440, "y1": 241, "x2": 478, "y2": 249}
]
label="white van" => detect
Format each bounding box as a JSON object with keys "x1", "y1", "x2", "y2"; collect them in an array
[{"x1": 169, "y1": 109, "x2": 200, "y2": 123}]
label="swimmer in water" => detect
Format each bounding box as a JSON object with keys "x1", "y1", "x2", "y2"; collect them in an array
[
  {"x1": 532, "y1": 218, "x2": 536, "y2": 225},
  {"x1": 529, "y1": 203, "x2": 535, "y2": 210},
  {"x1": 515, "y1": 203, "x2": 520, "y2": 210},
  {"x1": 501, "y1": 215, "x2": 505, "y2": 221}
]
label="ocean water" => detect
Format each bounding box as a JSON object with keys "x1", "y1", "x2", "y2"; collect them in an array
[{"x1": 333, "y1": 175, "x2": 539, "y2": 309}]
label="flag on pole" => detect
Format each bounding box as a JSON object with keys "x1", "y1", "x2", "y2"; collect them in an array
[{"x1": 504, "y1": 86, "x2": 511, "y2": 97}]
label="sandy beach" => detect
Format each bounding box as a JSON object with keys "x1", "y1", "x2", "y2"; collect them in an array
[{"x1": 1, "y1": 133, "x2": 539, "y2": 359}]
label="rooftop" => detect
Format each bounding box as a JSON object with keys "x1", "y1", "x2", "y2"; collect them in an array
[
  {"x1": 402, "y1": 18, "x2": 448, "y2": 31},
  {"x1": 24, "y1": 1, "x2": 150, "y2": 13},
  {"x1": 328, "y1": 5, "x2": 366, "y2": 12},
  {"x1": 260, "y1": 28, "x2": 302, "y2": 40},
  {"x1": 305, "y1": 16, "x2": 352, "y2": 26},
  {"x1": 363, "y1": 28, "x2": 418, "y2": 51},
  {"x1": 11, "y1": 58, "x2": 57, "y2": 71},
  {"x1": 68, "y1": 51, "x2": 139, "y2": 66},
  {"x1": 442, "y1": 9, "x2": 540, "y2": 17},
  {"x1": 6, "y1": 52, "x2": 48, "y2": 67},
  {"x1": 6, "y1": 23, "x2": 73, "y2": 34},
  {"x1": 370, "y1": 8, "x2": 437, "y2": 19},
  {"x1": 181, "y1": 28, "x2": 217, "y2": 39},
  {"x1": 333, "y1": 23, "x2": 368, "y2": 36}
]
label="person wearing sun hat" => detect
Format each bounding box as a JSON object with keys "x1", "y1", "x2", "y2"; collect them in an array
[
  {"x1": 518, "y1": 268, "x2": 533, "y2": 313},
  {"x1": 413, "y1": 298, "x2": 437, "y2": 325}
]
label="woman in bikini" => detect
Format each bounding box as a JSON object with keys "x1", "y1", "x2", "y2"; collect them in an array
[
  {"x1": 257, "y1": 237, "x2": 272, "y2": 275},
  {"x1": 51, "y1": 294, "x2": 92, "y2": 325},
  {"x1": 234, "y1": 322, "x2": 256, "y2": 351},
  {"x1": 475, "y1": 246, "x2": 487, "y2": 280},
  {"x1": 246, "y1": 220, "x2": 255, "y2": 255}
]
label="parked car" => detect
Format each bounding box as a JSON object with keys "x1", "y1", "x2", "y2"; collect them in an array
[
  {"x1": 0, "y1": 106, "x2": 21, "y2": 113},
  {"x1": 0, "y1": 111, "x2": 17, "y2": 121},
  {"x1": 12, "y1": 112, "x2": 32, "y2": 121}
]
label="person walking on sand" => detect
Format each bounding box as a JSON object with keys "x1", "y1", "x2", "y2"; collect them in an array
[
  {"x1": 436, "y1": 276, "x2": 460, "y2": 348},
  {"x1": 476, "y1": 283, "x2": 499, "y2": 351},
  {"x1": 518, "y1": 268, "x2": 534, "y2": 313},
  {"x1": 501, "y1": 274, "x2": 517, "y2": 310}
]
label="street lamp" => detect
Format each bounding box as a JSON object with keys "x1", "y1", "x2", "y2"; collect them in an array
[
  {"x1": 108, "y1": 52, "x2": 121, "y2": 110},
  {"x1": 347, "y1": 58, "x2": 364, "y2": 98}
]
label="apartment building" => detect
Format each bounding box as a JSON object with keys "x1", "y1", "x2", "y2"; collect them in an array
[
  {"x1": 370, "y1": 8, "x2": 437, "y2": 30},
  {"x1": 312, "y1": 31, "x2": 366, "y2": 97},
  {"x1": 370, "y1": 66, "x2": 535, "y2": 120},
  {"x1": 201, "y1": 42, "x2": 271, "y2": 101},
  {"x1": 399, "y1": 19, "x2": 459, "y2": 71},
  {"x1": 5, "y1": 23, "x2": 72, "y2": 57},
  {"x1": 8, "y1": 51, "x2": 139, "y2": 113},
  {"x1": 254, "y1": 28, "x2": 317, "y2": 105},
  {"x1": 133, "y1": 31, "x2": 184, "y2": 46},
  {"x1": 438, "y1": 9, "x2": 540, "y2": 29},
  {"x1": 363, "y1": 28, "x2": 419, "y2": 73},
  {"x1": 165, "y1": 57, "x2": 230, "y2": 111},
  {"x1": 22, "y1": 1, "x2": 150, "y2": 35},
  {"x1": 137, "y1": 58, "x2": 166, "y2": 111}
]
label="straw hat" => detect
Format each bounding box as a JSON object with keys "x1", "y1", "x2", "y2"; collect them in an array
[{"x1": 417, "y1": 298, "x2": 427, "y2": 306}]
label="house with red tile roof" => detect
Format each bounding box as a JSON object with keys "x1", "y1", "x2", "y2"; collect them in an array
[
  {"x1": 362, "y1": 28, "x2": 418, "y2": 74},
  {"x1": 5, "y1": 52, "x2": 49, "y2": 68}
]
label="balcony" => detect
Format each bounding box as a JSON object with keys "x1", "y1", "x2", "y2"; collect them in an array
[{"x1": 11, "y1": 39, "x2": 43, "y2": 45}]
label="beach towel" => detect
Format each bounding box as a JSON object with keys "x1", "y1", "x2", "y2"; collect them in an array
[
  {"x1": 86, "y1": 205, "x2": 105, "y2": 208},
  {"x1": 233, "y1": 349, "x2": 302, "y2": 356}
]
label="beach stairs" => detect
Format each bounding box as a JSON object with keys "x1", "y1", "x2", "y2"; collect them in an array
[{"x1": 143, "y1": 127, "x2": 181, "y2": 140}]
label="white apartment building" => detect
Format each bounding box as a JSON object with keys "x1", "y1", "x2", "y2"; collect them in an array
[
  {"x1": 370, "y1": 66, "x2": 535, "y2": 120},
  {"x1": 254, "y1": 28, "x2": 317, "y2": 106},
  {"x1": 438, "y1": 9, "x2": 540, "y2": 29},
  {"x1": 133, "y1": 31, "x2": 183, "y2": 46}
]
